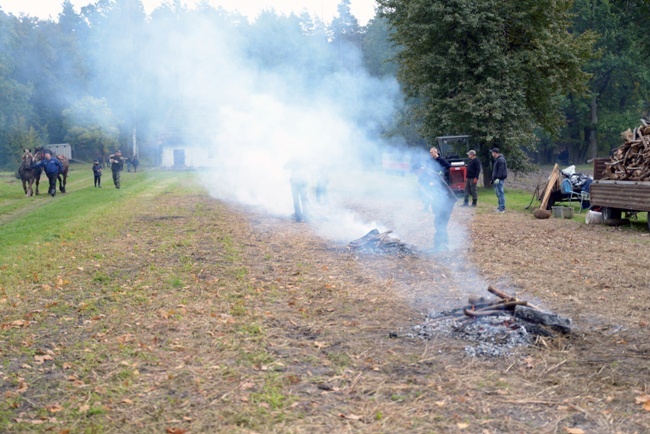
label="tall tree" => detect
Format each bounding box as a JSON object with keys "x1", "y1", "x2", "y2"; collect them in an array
[
  {"x1": 378, "y1": 0, "x2": 595, "y2": 172},
  {"x1": 362, "y1": 13, "x2": 398, "y2": 78},
  {"x1": 330, "y1": 0, "x2": 363, "y2": 70},
  {"x1": 564, "y1": 0, "x2": 650, "y2": 161}
]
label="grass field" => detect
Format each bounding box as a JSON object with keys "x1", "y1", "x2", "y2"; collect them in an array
[{"x1": 1, "y1": 166, "x2": 649, "y2": 433}]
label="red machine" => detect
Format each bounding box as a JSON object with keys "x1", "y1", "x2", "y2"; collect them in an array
[{"x1": 436, "y1": 135, "x2": 470, "y2": 194}]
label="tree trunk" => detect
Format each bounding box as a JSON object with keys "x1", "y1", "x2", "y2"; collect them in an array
[{"x1": 588, "y1": 96, "x2": 598, "y2": 160}]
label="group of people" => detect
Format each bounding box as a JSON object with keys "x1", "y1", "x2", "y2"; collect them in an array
[
  {"x1": 93, "y1": 150, "x2": 139, "y2": 189},
  {"x1": 418, "y1": 146, "x2": 508, "y2": 252}
]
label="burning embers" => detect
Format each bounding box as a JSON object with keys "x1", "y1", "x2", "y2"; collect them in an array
[
  {"x1": 348, "y1": 229, "x2": 416, "y2": 255},
  {"x1": 410, "y1": 285, "x2": 572, "y2": 357}
]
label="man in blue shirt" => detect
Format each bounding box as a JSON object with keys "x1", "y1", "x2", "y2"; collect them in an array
[{"x1": 32, "y1": 151, "x2": 63, "y2": 197}]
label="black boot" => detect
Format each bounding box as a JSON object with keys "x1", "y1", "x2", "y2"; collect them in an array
[
  {"x1": 472, "y1": 199, "x2": 477, "y2": 207},
  {"x1": 461, "y1": 199, "x2": 469, "y2": 207}
]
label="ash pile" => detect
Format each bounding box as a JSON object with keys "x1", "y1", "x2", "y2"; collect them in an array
[
  {"x1": 348, "y1": 229, "x2": 417, "y2": 256},
  {"x1": 409, "y1": 286, "x2": 572, "y2": 357}
]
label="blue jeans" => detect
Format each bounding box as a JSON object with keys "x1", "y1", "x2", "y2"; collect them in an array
[{"x1": 494, "y1": 181, "x2": 505, "y2": 210}]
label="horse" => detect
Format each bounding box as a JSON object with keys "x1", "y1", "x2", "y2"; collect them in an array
[
  {"x1": 18, "y1": 149, "x2": 42, "y2": 197},
  {"x1": 33, "y1": 146, "x2": 69, "y2": 193}
]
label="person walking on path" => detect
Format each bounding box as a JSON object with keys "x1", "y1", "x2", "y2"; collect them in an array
[
  {"x1": 462, "y1": 150, "x2": 481, "y2": 207},
  {"x1": 132, "y1": 155, "x2": 139, "y2": 172},
  {"x1": 93, "y1": 160, "x2": 102, "y2": 188},
  {"x1": 109, "y1": 149, "x2": 125, "y2": 189},
  {"x1": 31, "y1": 151, "x2": 63, "y2": 197},
  {"x1": 490, "y1": 148, "x2": 508, "y2": 213}
]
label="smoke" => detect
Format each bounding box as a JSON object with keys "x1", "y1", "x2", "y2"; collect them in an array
[{"x1": 135, "y1": 8, "x2": 469, "y2": 252}]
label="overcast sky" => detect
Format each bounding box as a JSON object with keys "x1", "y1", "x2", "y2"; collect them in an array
[{"x1": 1, "y1": 0, "x2": 378, "y2": 24}]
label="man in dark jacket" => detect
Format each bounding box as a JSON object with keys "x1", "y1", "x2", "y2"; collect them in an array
[
  {"x1": 490, "y1": 148, "x2": 508, "y2": 213},
  {"x1": 109, "y1": 150, "x2": 125, "y2": 189},
  {"x1": 462, "y1": 150, "x2": 481, "y2": 207},
  {"x1": 31, "y1": 151, "x2": 63, "y2": 197},
  {"x1": 93, "y1": 160, "x2": 102, "y2": 187},
  {"x1": 419, "y1": 149, "x2": 457, "y2": 252}
]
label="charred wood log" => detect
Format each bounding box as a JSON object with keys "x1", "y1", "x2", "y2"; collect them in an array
[{"x1": 514, "y1": 306, "x2": 572, "y2": 333}]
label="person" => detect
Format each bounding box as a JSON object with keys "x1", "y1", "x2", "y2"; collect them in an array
[
  {"x1": 315, "y1": 170, "x2": 329, "y2": 204},
  {"x1": 93, "y1": 160, "x2": 102, "y2": 188},
  {"x1": 429, "y1": 147, "x2": 451, "y2": 182},
  {"x1": 132, "y1": 155, "x2": 139, "y2": 173},
  {"x1": 286, "y1": 157, "x2": 310, "y2": 223},
  {"x1": 419, "y1": 155, "x2": 457, "y2": 252},
  {"x1": 491, "y1": 148, "x2": 508, "y2": 213},
  {"x1": 31, "y1": 151, "x2": 63, "y2": 197},
  {"x1": 462, "y1": 150, "x2": 481, "y2": 207},
  {"x1": 126, "y1": 156, "x2": 132, "y2": 172},
  {"x1": 109, "y1": 149, "x2": 125, "y2": 189}
]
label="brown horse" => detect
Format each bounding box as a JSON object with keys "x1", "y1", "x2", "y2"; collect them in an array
[
  {"x1": 18, "y1": 149, "x2": 42, "y2": 197},
  {"x1": 34, "y1": 146, "x2": 69, "y2": 193}
]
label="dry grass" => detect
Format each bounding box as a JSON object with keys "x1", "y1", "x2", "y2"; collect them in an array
[{"x1": 1, "y1": 174, "x2": 649, "y2": 433}]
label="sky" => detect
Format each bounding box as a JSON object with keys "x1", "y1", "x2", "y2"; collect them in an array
[{"x1": 1, "y1": 0, "x2": 378, "y2": 24}]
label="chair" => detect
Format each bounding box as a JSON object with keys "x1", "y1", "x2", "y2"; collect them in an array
[
  {"x1": 561, "y1": 179, "x2": 583, "y2": 210},
  {"x1": 579, "y1": 190, "x2": 590, "y2": 213}
]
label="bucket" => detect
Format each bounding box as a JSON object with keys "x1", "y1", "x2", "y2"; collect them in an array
[
  {"x1": 551, "y1": 206, "x2": 564, "y2": 218},
  {"x1": 585, "y1": 210, "x2": 603, "y2": 225},
  {"x1": 563, "y1": 207, "x2": 574, "y2": 219}
]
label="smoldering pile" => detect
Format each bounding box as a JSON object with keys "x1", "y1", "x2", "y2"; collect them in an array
[
  {"x1": 347, "y1": 229, "x2": 417, "y2": 256},
  {"x1": 408, "y1": 286, "x2": 572, "y2": 357}
]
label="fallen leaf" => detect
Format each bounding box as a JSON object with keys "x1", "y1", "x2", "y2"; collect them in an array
[
  {"x1": 434, "y1": 400, "x2": 446, "y2": 407},
  {"x1": 563, "y1": 428, "x2": 585, "y2": 434},
  {"x1": 79, "y1": 404, "x2": 90, "y2": 413},
  {"x1": 644, "y1": 401, "x2": 650, "y2": 412},
  {"x1": 314, "y1": 341, "x2": 329, "y2": 349},
  {"x1": 635, "y1": 395, "x2": 650, "y2": 404},
  {"x1": 34, "y1": 355, "x2": 54, "y2": 364},
  {"x1": 46, "y1": 404, "x2": 64, "y2": 413},
  {"x1": 122, "y1": 398, "x2": 133, "y2": 405},
  {"x1": 339, "y1": 413, "x2": 362, "y2": 421},
  {"x1": 166, "y1": 428, "x2": 187, "y2": 434},
  {"x1": 62, "y1": 362, "x2": 72, "y2": 370},
  {"x1": 457, "y1": 422, "x2": 469, "y2": 429}
]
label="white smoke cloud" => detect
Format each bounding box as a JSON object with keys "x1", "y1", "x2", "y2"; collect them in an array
[{"x1": 144, "y1": 12, "x2": 468, "y2": 251}]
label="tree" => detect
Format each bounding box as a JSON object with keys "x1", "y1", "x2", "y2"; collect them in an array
[
  {"x1": 563, "y1": 0, "x2": 650, "y2": 162},
  {"x1": 378, "y1": 0, "x2": 595, "y2": 173},
  {"x1": 362, "y1": 13, "x2": 398, "y2": 78},
  {"x1": 63, "y1": 96, "x2": 119, "y2": 161},
  {"x1": 330, "y1": 0, "x2": 363, "y2": 70}
]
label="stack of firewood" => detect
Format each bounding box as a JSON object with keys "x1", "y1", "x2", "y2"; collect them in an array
[{"x1": 602, "y1": 121, "x2": 650, "y2": 181}]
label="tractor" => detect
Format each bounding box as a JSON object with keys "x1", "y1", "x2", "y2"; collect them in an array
[{"x1": 436, "y1": 135, "x2": 470, "y2": 194}]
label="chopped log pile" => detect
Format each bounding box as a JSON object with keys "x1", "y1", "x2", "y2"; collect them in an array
[
  {"x1": 602, "y1": 121, "x2": 650, "y2": 181},
  {"x1": 348, "y1": 229, "x2": 416, "y2": 255}
]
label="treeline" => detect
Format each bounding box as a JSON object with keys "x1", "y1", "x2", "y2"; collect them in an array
[
  {"x1": 0, "y1": 0, "x2": 648, "y2": 171},
  {"x1": 0, "y1": 0, "x2": 395, "y2": 168}
]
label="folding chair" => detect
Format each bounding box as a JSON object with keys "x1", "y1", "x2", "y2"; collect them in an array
[
  {"x1": 579, "y1": 190, "x2": 590, "y2": 213},
  {"x1": 560, "y1": 179, "x2": 582, "y2": 210}
]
